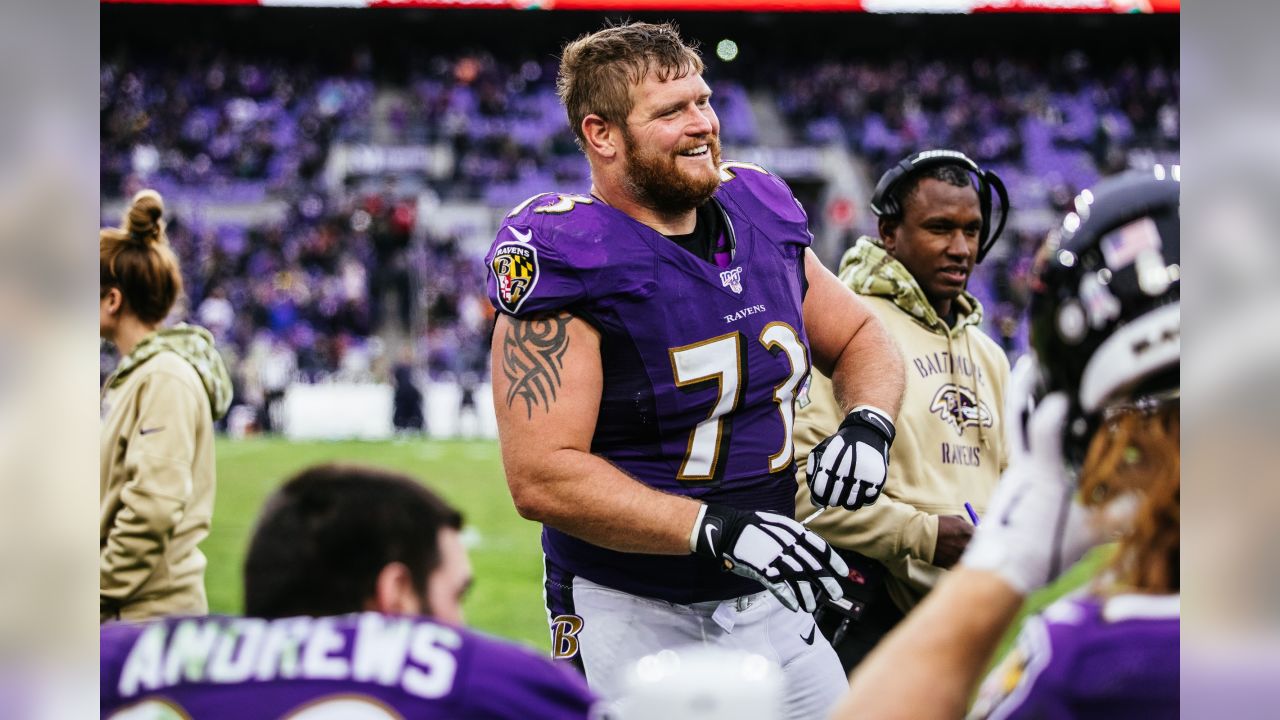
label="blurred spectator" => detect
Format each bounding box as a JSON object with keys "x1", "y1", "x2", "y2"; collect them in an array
[
  {"x1": 392, "y1": 362, "x2": 425, "y2": 434},
  {"x1": 258, "y1": 335, "x2": 296, "y2": 434},
  {"x1": 456, "y1": 371, "x2": 480, "y2": 439},
  {"x1": 196, "y1": 285, "x2": 234, "y2": 342},
  {"x1": 367, "y1": 190, "x2": 415, "y2": 333}
]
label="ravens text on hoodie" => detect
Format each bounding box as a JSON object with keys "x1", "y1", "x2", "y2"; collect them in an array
[
  {"x1": 100, "y1": 323, "x2": 232, "y2": 622},
  {"x1": 794, "y1": 237, "x2": 1010, "y2": 614}
]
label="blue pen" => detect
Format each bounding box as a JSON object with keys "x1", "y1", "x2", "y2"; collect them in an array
[{"x1": 964, "y1": 502, "x2": 980, "y2": 526}]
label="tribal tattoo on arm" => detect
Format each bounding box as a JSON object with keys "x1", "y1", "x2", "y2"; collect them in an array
[{"x1": 502, "y1": 313, "x2": 572, "y2": 419}]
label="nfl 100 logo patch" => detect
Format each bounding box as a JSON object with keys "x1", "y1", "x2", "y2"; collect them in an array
[
  {"x1": 490, "y1": 241, "x2": 540, "y2": 313},
  {"x1": 720, "y1": 267, "x2": 743, "y2": 294}
]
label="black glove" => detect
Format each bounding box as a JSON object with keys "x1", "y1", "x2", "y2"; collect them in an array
[
  {"x1": 805, "y1": 405, "x2": 896, "y2": 510},
  {"x1": 694, "y1": 503, "x2": 848, "y2": 613}
]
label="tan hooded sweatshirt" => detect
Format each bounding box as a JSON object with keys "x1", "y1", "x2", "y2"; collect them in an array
[
  {"x1": 794, "y1": 237, "x2": 1010, "y2": 614},
  {"x1": 100, "y1": 324, "x2": 232, "y2": 622}
]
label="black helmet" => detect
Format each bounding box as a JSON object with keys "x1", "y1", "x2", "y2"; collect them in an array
[{"x1": 1028, "y1": 167, "x2": 1180, "y2": 463}]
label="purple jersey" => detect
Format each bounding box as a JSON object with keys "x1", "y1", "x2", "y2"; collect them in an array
[
  {"x1": 100, "y1": 613, "x2": 599, "y2": 719},
  {"x1": 969, "y1": 593, "x2": 1180, "y2": 719},
  {"x1": 486, "y1": 163, "x2": 815, "y2": 604}
]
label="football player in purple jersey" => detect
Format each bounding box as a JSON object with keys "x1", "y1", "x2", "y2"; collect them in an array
[
  {"x1": 100, "y1": 464, "x2": 600, "y2": 719},
  {"x1": 837, "y1": 169, "x2": 1180, "y2": 719},
  {"x1": 484, "y1": 21, "x2": 905, "y2": 718}
]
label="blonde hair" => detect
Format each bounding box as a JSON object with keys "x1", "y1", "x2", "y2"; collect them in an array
[
  {"x1": 1079, "y1": 401, "x2": 1180, "y2": 593},
  {"x1": 556, "y1": 21, "x2": 704, "y2": 149},
  {"x1": 100, "y1": 189, "x2": 183, "y2": 325}
]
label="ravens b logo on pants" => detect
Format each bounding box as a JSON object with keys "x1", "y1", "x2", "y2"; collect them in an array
[{"x1": 550, "y1": 614, "x2": 584, "y2": 660}]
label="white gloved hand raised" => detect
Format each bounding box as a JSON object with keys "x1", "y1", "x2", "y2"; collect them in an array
[
  {"x1": 805, "y1": 405, "x2": 896, "y2": 510},
  {"x1": 960, "y1": 356, "x2": 1105, "y2": 595}
]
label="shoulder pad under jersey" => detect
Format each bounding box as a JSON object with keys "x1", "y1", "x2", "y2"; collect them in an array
[
  {"x1": 486, "y1": 192, "x2": 603, "y2": 316},
  {"x1": 714, "y1": 161, "x2": 813, "y2": 248}
]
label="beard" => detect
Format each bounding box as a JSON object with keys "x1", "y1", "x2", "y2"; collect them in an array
[{"x1": 622, "y1": 131, "x2": 723, "y2": 216}]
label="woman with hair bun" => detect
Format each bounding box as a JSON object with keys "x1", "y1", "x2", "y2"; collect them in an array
[{"x1": 100, "y1": 189, "x2": 232, "y2": 623}]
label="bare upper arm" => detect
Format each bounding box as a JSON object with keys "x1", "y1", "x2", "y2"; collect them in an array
[
  {"x1": 489, "y1": 311, "x2": 702, "y2": 551},
  {"x1": 490, "y1": 311, "x2": 603, "y2": 466},
  {"x1": 800, "y1": 249, "x2": 878, "y2": 377}
]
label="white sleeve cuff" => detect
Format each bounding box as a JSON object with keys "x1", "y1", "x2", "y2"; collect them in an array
[
  {"x1": 850, "y1": 404, "x2": 893, "y2": 422},
  {"x1": 689, "y1": 504, "x2": 709, "y2": 553}
]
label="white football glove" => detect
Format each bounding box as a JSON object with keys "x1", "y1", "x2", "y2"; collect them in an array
[
  {"x1": 695, "y1": 504, "x2": 849, "y2": 612},
  {"x1": 961, "y1": 356, "x2": 1105, "y2": 595},
  {"x1": 805, "y1": 405, "x2": 895, "y2": 510}
]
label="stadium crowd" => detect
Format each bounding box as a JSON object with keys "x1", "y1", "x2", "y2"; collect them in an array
[
  {"x1": 100, "y1": 41, "x2": 1177, "y2": 430},
  {"x1": 776, "y1": 51, "x2": 1179, "y2": 187}
]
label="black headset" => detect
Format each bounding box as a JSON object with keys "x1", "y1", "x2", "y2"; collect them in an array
[{"x1": 869, "y1": 149, "x2": 1010, "y2": 264}]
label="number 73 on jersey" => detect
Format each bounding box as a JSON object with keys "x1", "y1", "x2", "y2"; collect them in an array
[{"x1": 668, "y1": 322, "x2": 808, "y2": 482}]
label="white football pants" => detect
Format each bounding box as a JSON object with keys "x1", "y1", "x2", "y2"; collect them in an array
[{"x1": 569, "y1": 576, "x2": 847, "y2": 720}]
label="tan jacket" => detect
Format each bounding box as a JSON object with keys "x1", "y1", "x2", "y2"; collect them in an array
[
  {"x1": 795, "y1": 238, "x2": 1010, "y2": 613},
  {"x1": 100, "y1": 325, "x2": 231, "y2": 622}
]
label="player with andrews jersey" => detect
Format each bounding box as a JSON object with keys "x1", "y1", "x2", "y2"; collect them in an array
[
  {"x1": 100, "y1": 464, "x2": 600, "y2": 719},
  {"x1": 485, "y1": 22, "x2": 905, "y2": 718},
  {"x1": 836, "y1": 169, "x2": 1181, "y2": 719}
]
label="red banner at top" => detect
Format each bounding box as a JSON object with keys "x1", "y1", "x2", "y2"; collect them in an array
[
  {"x1": 103, "y1": 0, "x2": 1178, "y2": 11},
  {"x1": 545, "y1": 0, "x2": 861, "y2": 8},
  {"x1": 969, "y1": 0, "x2": 1177, "y2": 11}
]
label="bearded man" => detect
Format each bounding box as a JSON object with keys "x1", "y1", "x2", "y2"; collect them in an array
[{"x1": 483, "y1": 21, "x2": 905, "y2": 720}]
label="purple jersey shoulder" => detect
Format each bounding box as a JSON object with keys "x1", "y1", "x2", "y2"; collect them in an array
[
  {"x1": 971, "y1": 594, "x2": 1180, "y2": 720},
  {"x1": 485, "y1": 191, "x2": 645, "y2": 317},
  {"x1": 713, "y1": 161, "x2": 814, "y2": 247},
  {"x1": 483, "y1": 163, "x2": 810, "y2": 318},
  {"x1": 101, "y1": 613, "x2": 598, "y2": 719}
]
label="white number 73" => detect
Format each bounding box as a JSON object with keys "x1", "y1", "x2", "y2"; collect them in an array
[{"x1": 668, "y1": 323, "x2": 808, "y2": 481}]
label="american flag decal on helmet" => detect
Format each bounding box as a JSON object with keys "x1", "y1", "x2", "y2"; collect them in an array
[{"x1": 491, "y1": 240, "x2": 540, "y2": 313}]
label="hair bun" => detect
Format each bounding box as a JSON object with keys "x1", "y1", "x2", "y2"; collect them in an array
[{"x1": 126, "y1": 189, "x2": 165, "y2": 244}]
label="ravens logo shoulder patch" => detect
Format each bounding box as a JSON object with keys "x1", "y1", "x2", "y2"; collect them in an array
[{"x1": 490, "y1": 237, "x2": 540, "y2": 314}]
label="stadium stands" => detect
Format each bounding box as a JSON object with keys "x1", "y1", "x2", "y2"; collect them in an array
[{"x1": 100, "y1": 13, "x2": 1177, "y2": 435}]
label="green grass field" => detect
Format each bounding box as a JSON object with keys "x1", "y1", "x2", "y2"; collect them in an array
[{"x1": 208, "y1": 437, "x2": 1106, "y2": 660}]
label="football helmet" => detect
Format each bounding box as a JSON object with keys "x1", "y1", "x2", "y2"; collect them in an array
[{"x1": 1028, "y1": 166, "x2": 1180, "y2": 463}]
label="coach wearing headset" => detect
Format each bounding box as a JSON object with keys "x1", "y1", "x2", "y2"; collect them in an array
[{"x1": 794, "y1": 150, "x2": 1013, "y2": 673}]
